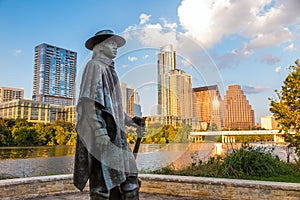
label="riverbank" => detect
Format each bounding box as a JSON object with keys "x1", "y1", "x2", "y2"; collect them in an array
[
  {"x1": 1, "y1": 174, "x2": 300, "y2": 199},
  {"x1": 1, "y1": 143, "x2": 297, "y2": 179}
]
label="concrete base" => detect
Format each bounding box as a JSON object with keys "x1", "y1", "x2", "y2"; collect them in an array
[{"x1": 1, "y1": 174, "x2": 300, "y2": 200}]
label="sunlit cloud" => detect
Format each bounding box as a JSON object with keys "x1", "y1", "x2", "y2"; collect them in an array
[
  {"x1": 275, "y1": 66, "x2": 281, "y2": 73},
  {"x1": 284, "y1": 43, "x2": 297, "y2": 51},
  {"x1": 128, "y1": 56, "x2": 138, "y2": 62},
  {"x1": 122, "y1": 0, "x2": 300, "y2": 70},
  {"x1": 160, "y1": 17, "x2": 177, "y2": 30},
  {"x1": 140, "y1": 13, "x2": 151, "y2": 25},
  {"x1": 177, "y1": 0, "x2": 300, "y2": 51}
]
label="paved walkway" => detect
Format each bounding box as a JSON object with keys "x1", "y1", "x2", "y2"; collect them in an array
[{"x1": 29, "y1": 192, "x2": 200, "y2": 200}]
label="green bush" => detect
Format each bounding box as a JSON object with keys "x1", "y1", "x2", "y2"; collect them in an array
[
  {"x1": 221, "y1": 144, "x2": 293, "y2": 178},
  {"x1": 152, "y1": 144, "x2": 300, "y2": 183}
]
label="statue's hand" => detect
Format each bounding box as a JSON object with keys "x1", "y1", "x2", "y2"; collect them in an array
[
  {"x1": 132, "y1": 117, "x2": 146, "y2": 138},
  {"x1": 132, "y1": 116, "x2": 146, "y2": 127}
]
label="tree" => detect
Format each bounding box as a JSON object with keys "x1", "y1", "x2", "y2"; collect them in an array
[
  {"x1": 0, "y1": 126, "x2": 13, "y2": 146},
  {"x1": 173, "y1": 123, "x2": 191, "y2": 143},
  {"x1": 269, "y1": 59, "x2": 300, "y2": 156},
  {"x1": 53, "y1": 120, "x2": 75, "y2": 132},
  {"x1": 14, "y1": 118, "x2": 32, "y2": 128},
  {"x1": 12, "y1": 127, "x2": 39, "y2": 146},
  {"x1": 54, "y1": 126, "x2": 67, "y2": 145}
]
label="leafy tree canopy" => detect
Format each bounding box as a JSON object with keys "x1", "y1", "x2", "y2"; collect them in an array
[{"x1": 269, "y1": 59, "x2": 300, "y2": 156}]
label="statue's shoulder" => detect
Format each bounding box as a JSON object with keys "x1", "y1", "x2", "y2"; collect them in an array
[{"x1": 85, "y1": 59, "x2": 105, "y2": 72}]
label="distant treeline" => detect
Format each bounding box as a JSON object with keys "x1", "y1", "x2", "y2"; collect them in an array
[
  {"x1": 127, "y1": 123, "x2": 191, "y2": 144},
  {"x1": 0, "y1": 118, "x2": 76, "y2": 146},
  {"x1": 1, "y1": 118, "x2": 273, "y2": 147}
]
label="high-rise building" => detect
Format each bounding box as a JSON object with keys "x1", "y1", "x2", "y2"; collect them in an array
[
  {"x1": 157, "y1": 45, "x2": 176, "y2": 115},
  {"x1": 168, "y1": 69, "x2": 192, "y2": 118},
  {"x1": 121, "y1": 83, "x2": 142, "y2": 117},
  {"x1": 223, "y1": 84, "x2": 254, "y2": 129},
  {"x1": 32, "y1": 43, "x2": 77, "y2": 106},
  {"x1": 127, "y1": 87, "x2": 135, "y2": 117},
  {"x1": 193, "y1": 85, "x2": 223, "y2": 130},
  {"x1": 121, "y1": 83, "x2": 127, "y2": 113},
  {"x1": 0, "y1": 87, "x2": 24, "y2": 103}
]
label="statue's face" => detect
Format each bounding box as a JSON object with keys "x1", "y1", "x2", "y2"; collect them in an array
[{"x1": 101, "y1": 39, "x2": 118, "y2": 59}]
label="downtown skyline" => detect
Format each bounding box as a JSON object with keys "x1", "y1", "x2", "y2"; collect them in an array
[{"x1": 1, "y1": 0, "x2": 300, "y2": 123}]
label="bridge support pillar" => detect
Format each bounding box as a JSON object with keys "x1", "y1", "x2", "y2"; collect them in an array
[
  {"x1": 222, "y1": 135, "x2": 235, "y2": 143},
  {"x1": 193, "y1": 136, "x2": 204, "y2": 143},
  {"x1": 274, "y1": 134, "x2": 285, "y2": 143}
]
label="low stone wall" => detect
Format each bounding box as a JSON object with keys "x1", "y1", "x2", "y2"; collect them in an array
[
  {"x1": 0, "y1": 174, "x2": 300, "y2": 199},
  {"x1": 140, "y1": 174, "x2": 300, "y2": 199}
]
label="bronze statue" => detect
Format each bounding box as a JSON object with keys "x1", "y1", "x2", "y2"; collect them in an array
[{"x1": 73, "y1": 30, "x2": 144, "y2": 200}]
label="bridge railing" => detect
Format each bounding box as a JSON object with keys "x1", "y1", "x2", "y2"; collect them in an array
[{"x1": 189, "y1": 130, "x2": 288, "y2": 143}]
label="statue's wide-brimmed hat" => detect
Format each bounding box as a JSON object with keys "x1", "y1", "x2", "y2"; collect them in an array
[{"x1": 85, "y1": 29, "x2": 126, "y2": 50}]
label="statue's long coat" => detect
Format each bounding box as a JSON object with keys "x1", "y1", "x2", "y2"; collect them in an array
[{"x1": 73, "y1": 57, "x2": 137, "y2": 191}]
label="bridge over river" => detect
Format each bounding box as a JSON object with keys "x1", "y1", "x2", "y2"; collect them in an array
[{"x1": 190, "y1": 130, "x2": 287, "y2": 143}]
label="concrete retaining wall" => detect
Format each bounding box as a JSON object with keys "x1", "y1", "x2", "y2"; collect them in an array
[{"x1": 0, "y1": 174, "x2": 300, "y2": 199}]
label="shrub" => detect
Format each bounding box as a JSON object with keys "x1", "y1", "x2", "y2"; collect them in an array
[{"x1": 220, "y1": 144, "x2": 294, "y2": 178}]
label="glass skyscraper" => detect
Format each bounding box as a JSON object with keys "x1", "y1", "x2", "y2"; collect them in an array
[
  {"x1": 157, "y1": 45, "x2": 176, "y2": 116},
  {"x1": 32, "y1": 43, "x2": 77, "y2": 106},
  {"x1": 120, "y1": 83, "x2": 142, "y2": 117},
  {"x1": 169, "y1": 69, "x2": 192, "y2": 118},
  {"x1": 193, "y1": 85, "x2": 223, "y2": 130}
]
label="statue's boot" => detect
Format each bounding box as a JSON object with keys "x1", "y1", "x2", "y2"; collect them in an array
[
  {"x1": 120, "y1": 175, "x2": 140, "y2": 200},
  {"x1": 90, "y1": 191, "x2": 109, "y2": 200},
  {"x1": 109, "y1": 186, "x2": 122, "y2": 200}
]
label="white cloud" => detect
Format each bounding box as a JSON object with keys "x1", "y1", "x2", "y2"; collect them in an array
[
  {"x1": 160, "y1": 18, "x2": 177, "y2": 30},
  {"x1": 135, "y1": 24, "x2": 178, "y2": 48},
  {"x1": 128, "y1": 56, "x2": 138, "y2": 62},
  {"x1": 284, "y1": 43, "x2": 297, "y2": 51},
  {"x1": 14, "y1": 49, "x2": 22, "y2": 55},
  {"x1": 275, "y1": 66, "x2": 281, "y2": 73},
  {"x1": 143, "y1": 54, "x2": 149, "y2": 59},
  {"x1": 139, "y1": 13, "x2": 151, "y2": 25},
  {"x1": 122, "y1": 24, "x2": 138, "y2": 40},
  {"x1": 177, "y1": 0, "x2": 300, "y2": 51}
]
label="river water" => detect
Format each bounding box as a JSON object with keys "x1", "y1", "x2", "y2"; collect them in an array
[{"x1": 0, "y1": 142, "x2": 298, "y2": 179}]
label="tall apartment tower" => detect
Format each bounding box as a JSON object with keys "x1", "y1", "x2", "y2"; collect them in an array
[
  {"x1": 168, "y1": 69, "x2": 192, "y2": 118},
  {"x1": 193, "y1": 85, "x2": 223, "y2": 130},
  {"x1": 121, "y1": 83, "x2": 142, "y2": 117},
  {"x1": 157, "y1": 45, "x2": 176, "y2": 116},
  {"x1": 0, "y1": 87, "x2": 24, "y2": 103},
  {"x1": 32, "y1": 43, "x2": 77, "y2": 106},
  {"x1": 223, "y1": 84, "x2": 255, "y2": 129}
]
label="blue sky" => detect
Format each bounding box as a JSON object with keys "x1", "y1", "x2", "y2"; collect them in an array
[{"x1": 0, "y1": 0, "x2": 300, "y2": 123}]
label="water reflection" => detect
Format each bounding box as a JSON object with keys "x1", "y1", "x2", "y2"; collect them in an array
[
  {"x1": 0, "y1": 146, "x2": 76, "y2": 160},
  {"x1": 0, "y1": 143, "x2": 298, "y2": 179}
]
